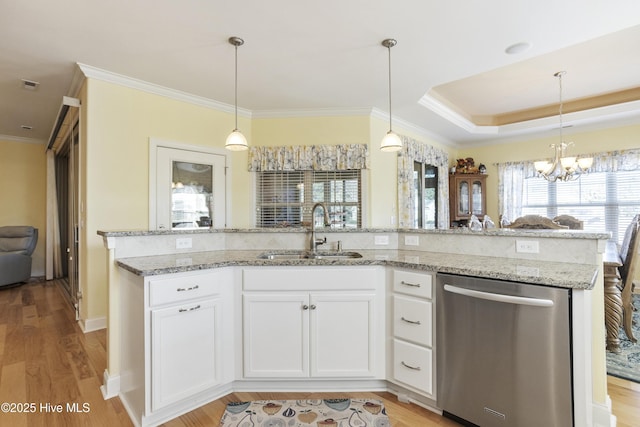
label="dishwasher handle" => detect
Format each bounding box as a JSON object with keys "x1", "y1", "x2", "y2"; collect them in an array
[{"x1": 443, "y1": 284, "x2": 554, "y2": 307}]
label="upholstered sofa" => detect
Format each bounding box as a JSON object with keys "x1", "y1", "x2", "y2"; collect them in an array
[{"x1": 0, "y1": 226, "x2": 38, "y2": 287}]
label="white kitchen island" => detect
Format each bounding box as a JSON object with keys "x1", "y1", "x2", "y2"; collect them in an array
[{"x1": 100, "y1": 228, "x2": 611, "y2": 427}]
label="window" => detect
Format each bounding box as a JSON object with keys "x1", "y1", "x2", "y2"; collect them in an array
[
  {"x1": 413, "y1": 162, "x2": 438, "y2": 229},
  {"x1": 256, "y1": 170, "x2": 362, "y2": 228},
  {"x1": 521, "y1": 170, "x2": 640, "y2": 243}
]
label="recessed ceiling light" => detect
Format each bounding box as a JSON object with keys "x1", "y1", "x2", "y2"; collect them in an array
[
  {"x1": 505, "y1": 42, "x2": 532, "y2": 55},
  {"x1": 21, "y1": 79, "x2": 40, "y2": 90}
]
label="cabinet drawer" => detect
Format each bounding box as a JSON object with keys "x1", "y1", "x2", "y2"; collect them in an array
[
  {"x1": 393, "y1": 339, "x2": 433, "y2": 396},
  {"x1": 149, "y1": 271, "x2": 220, "y2": 306},
  {"x1": 393, "y1": 296, "x2": 432, "y2": 347},
  {"x1": 393, "y1": 270, "x2": 433, "y2": 299}
]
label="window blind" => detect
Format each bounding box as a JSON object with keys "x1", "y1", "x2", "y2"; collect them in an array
[
  {"x1": 256, "y1": 170, "x2": 361, "y2": 228},
  {"x1": 522, "y1": 170, "x2": 640, "y2": 243}
]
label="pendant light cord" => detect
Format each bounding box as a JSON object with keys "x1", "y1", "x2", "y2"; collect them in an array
[
  {"x1": 234, "y1": 43, "x2": 238, "y2": 130},
  {"x1": 387, "y1": 43, "x2": 393, "y2": 132},
  {"x1": 556, "y1": 71, "x2": 565, "y2": 144}
]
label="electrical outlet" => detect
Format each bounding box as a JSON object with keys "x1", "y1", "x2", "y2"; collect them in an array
[
  {"x1": 176, "y1": 237, "x2": 192, "y2": 249},
  {"x1": 374, "y1": 235, "x2": 389, "y2": 245},
  {"x1": 404, "y1": 235, "x2": 419, "y2": 246},
  {"x1": 516, "y1": 240, "x2": 539, "y2": 253}
]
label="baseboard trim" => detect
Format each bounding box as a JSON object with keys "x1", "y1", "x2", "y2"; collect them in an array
[
  {"x1": 79, "y1": 316, "x2": 107, "y2": 333},
  {"x1": 101, "y1": 369, "x2": 120, "y2": 400},
  {"x1": 592, "y1": 395, "x2": 616, "y2": 427}
]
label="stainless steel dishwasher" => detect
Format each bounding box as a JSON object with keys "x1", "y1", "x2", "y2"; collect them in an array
[{"x1": 436, "y1": 273, "x2": 573, "y2": 427}]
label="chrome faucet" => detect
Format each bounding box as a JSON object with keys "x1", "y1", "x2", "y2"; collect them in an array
[{"x1": 310, "y1": 202, "x2": 330, "y2": 252}]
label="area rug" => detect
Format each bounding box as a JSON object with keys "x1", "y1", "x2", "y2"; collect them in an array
[
  {"x1": 219, "y1": 398, "x2": 390, "y2": 427},
  {"x1": 607, "y1": 293, "x2": 640, "y2": 383}
]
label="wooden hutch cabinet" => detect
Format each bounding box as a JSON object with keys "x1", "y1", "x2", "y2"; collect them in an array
[{"x1": 449, "y1": 174, "x2": 487, "y2": 226}]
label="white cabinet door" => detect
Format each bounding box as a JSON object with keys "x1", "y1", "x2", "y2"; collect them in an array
[
  {"x1": 151, "y1": 298, "x2": 221, "y2": 411},
  {"x1": 310, "y1": 292, "x2": 377, "y2": 377},
  {"x1": 243, "y1": 293, "x2": 309, "y2": 378}
]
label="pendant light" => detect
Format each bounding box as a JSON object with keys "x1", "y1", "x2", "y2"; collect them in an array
[
  {"x1": 380, "y1": 38, "x2": 402, "y2": 152},
  {"x1": 534, "y1": 71, "x2": 593, "y2": 181},
  {"x1": 225, "y1": 36, "x2": 248, "y2": 151}
]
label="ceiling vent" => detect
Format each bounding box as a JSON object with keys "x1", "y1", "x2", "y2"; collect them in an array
[
  {"x1": 21, "y1": 125, "x2": 33, "y2": 130},
  {"x1": 21, "y1": 79, "x2": 40, "y2": 90}
]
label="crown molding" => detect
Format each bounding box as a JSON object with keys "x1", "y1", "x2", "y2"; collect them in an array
[
  {"x1": 0, "y1": 135, "x2": 45, "y2": 145},
  {"x1": 76, "y1": 63, "x2": 252, "y2": 118},
  {"x1": 251, "y1": 107, "x2": 372, "y2": 119},
  {"x1": 419, "y1": 92, "x2": 640, "y2": 142},
  {"x1": 370, "y1": 108, "x2": 457, "y2": 148}
]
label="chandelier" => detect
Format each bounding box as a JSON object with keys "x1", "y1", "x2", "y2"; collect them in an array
[{"x1": 534, "y1": 71, "x2": 593, "y2": 182}]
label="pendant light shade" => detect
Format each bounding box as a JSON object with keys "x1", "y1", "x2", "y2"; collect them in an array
[
  {"x1": 226, "y1": 36, "x2": 248, "y2": 151},
  {"x1": 380, "y1": 38, "x2": 402, "y2": 152}
]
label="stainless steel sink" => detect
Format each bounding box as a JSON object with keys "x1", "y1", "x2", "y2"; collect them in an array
[
  {"x1": 257, "y1": 251, "x2": 311, "y2": 260},
  {"x1": 310, "y1": 251, "x2": 363, "y2": 259},
  {"x1": 257, "y1": 251, "x2": 362, "y2": 260}
]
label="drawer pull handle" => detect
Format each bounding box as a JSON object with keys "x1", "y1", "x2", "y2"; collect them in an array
[
  {"x1": 400, "y1": 280, "x2": 421, "y2": 288},
  {"x1": 176, "y1": 285, "x2": 199, "y2": 292},
  {"x1": 401, "y1": 361, "x2": 421, "y2": 371},
  {"x1": 178, "y1": 304, "x2": 201, "y2": 313},
  {"x1": 401, "y1": 316, "x2": 421, "y2": 325}
]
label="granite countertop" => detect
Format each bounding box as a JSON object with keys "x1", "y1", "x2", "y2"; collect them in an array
[
  {"x1": 98, "y1": 227, "x2": 610, "y2": 240},
  {"x1": 116, "y1": 249, "x2": 598, "y2": 290}
]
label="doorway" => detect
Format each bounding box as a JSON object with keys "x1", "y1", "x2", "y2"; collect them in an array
[{"x1": 49, "y1": 121, "x2": 80, "y2": 316}]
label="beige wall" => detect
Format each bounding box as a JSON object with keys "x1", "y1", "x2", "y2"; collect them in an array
[
  {"x1": 80, "y1": 79, "x2": 458, "y2": 321},
  {"x1": 456, "y1": 123, "x2": 640, "y2": 221},
  {"x1": 0, "y1": 139, "x2": 46, "y2": 276}
]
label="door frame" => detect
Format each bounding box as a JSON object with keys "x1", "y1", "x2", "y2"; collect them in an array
[{"x1": 148, "y1": 138, "x2": 231, "y2": 230}]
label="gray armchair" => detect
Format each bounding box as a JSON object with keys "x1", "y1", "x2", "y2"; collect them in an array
[{"x1": 0, "y1": 226, "x2": 38, "y2": 287}]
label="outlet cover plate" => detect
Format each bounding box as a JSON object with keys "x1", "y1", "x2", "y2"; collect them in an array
[
  {"x1": 405, "y1": 235, "x2": 419, "y2": 246},
  {"x1": 176, "y1": 237, "x2": 193, "y2": 249},
  {"x1": 374, "y1": 235, "x2": 389, "y2": 245},
  {"x1": 516, "y1": 240, "x2": 539, "y2": 253}
]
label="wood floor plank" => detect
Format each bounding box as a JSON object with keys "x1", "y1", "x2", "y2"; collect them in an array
[
  {"x1": 0, "y1": 362, "x2": 28, "y2": 427},
  {"x1": 1, "y1": 280, "x2": 639, "y2": 427}
]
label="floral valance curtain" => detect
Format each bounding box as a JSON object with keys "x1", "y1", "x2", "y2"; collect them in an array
[
  {"x1": 397, "y1": 136, "x2": 450, "y2": 228},
  {"x1": 497, "y1": 147, "x2": 640, "y2": 222},
  {"x1": 248, "y1": 144, "x2": 369, "y2": 171}
]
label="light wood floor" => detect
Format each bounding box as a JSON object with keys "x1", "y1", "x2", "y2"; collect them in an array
[{"x1": 1, "y1": 280, "x2": 638, "y2": 426}]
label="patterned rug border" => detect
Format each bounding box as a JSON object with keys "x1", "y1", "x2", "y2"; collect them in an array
[
  {"x1": 219, "y1": 398, "x2": 390, "y2": 427},
  {"x1": 606, "y1": 294, "x2": 640, "y2": 384}
]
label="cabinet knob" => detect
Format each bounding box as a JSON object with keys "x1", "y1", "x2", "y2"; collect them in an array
[
  {"x1": 310, "y1": 304, "x2": 317, "y2": 310},
  {"x1": 302, "y1": 305, "x2": 309, "y2": 310}
]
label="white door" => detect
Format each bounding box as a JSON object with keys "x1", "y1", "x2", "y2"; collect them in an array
[
  {"x1": 243, "y1": 293, "x2": 309, "y2": 378},
  {"x1": 154, "y1": 145, "x2": 226, "y2": 230},
  {"x1": 151, "y1": 297, "x2": 220, "y2": 411},
  {"x1": 310, "y1": 292, "x2": 376, "y2": 377}
]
